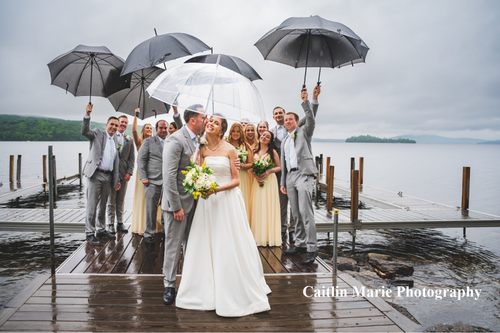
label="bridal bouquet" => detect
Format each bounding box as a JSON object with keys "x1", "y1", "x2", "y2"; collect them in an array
[
  {"x1": 182, "y1": 161, "x2": 218, "y2": 200},
  {"x1": 252, "y1": 158, "x2": 275, "y2": 187},
  {"x1": 235, "y1": 147, "x2": 248, "y2": 163}
]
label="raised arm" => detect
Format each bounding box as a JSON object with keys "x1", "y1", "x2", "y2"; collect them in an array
[
  {"x1": 81, "y1": 104, "x2": 97, "y2": 141},
  {"x1": 132, "y1": 108, "x2": 142, "y2": 150},
  {"x1": 172, "y1": 106, "x2": 183, "y2": 129}
]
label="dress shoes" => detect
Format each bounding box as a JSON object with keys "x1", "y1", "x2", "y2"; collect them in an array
[
  {"x1": 289, "y1": 231, "x2": 295, "y2": 243},
  {"x1": 281, "y1": 231, "x2": 287, "y2": 242},
  {"x1": 96, "y1": 230, "x2": 116, "y2": 239},
  {"x1": 283, "y1": 246, "x2": 307, "y2": 255},
  {"x1": 117, "y1": 223, "x2": 129, "y2": 233},
  {"x1": 163, "y1": 287, "x2": 176, "y2": 305},
  {"x1": 144, "y1": 236, "x2": 155, "y2": 245},
  {"x1": 302, "y1": 249, "x2": 318, "y2": 265},
  {"x1": 108, "y1": 224, "x2": 116, "y2": 235},
  {"x1": 86, "y1": 234, "x2": 101, "y2": 245}
]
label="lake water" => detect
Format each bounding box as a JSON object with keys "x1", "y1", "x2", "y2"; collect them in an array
[{"x1": 0, "y1": 141, "x2": 499, "y2": 330}]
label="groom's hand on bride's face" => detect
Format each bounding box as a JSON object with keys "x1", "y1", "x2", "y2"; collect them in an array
[{"x1": 174, "y1": 208, "x2": 185, "y2": 221}]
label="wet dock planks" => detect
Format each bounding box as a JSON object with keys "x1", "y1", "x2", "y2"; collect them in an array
[{"x1": 0, "y1": 273, "x2": 418, "y2": 332}]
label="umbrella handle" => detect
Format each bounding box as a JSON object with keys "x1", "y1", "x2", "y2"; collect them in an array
[{"x1": 317, "y1": 67, "x2": 322, "y2": 86}]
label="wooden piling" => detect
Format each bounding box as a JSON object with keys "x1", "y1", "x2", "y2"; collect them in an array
[
  {"x1": 462, "y1": 167, "x2": 470, "y2": 210},
  {"x1": 78, "y1": 153, "x2": 82, "y2": 186},
  {"x1": 16, "y1": 155, "x2": 22, "y2": 182},
  {"x1": 52, "y1": 155, "x2": 57, "y2": 199},
  {"x1": 43, "y1": 155, "x2": 47, "y2": 183},
  {"x1": 327, "y1": 166, "x2": 335, "y2": 211},
  {"x1": 319, "y1": 154, "x2": 323, "y2": 176},
  {"x1": 9, "y1": 155, "x2": 14, "y2": 183},
  {"x1": 350, "y1": 157, "x2": 355, "y2": 183},
  {"x1": 351, "y1": 170, "x2": 359, "y2": 222},
  {"x1": 359, "y1": 157, "x2": 364, "y2": 185}
]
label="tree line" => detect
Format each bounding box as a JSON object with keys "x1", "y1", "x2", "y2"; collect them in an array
[
  {"x1": 0, "y1": 115, "x2": 134, "y2": 141},
  {"x1": 346, "y1": 135, "x2": 416, "y2": 143}
]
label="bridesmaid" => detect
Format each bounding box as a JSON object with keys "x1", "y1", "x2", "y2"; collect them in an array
[
  {"x1": 244, "y1": 123, "x2": 259, "y2": 151},
  {"x1": 168, "y1": 122, "x2": 178, "y2": 137},
  {"x1": 227, "y1": 123, "x2": 254, "y2": 221},
  {"x1": 250, "y1": 130, "x2": 282, "y2": 246},
  {"x1": 257, "y1": 121, "x2": 269, "y2": 139}
]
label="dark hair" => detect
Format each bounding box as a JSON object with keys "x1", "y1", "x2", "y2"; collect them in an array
[
  {"x1": 184, "y1": 104, "x2": 204, "y2": 124},
  {"x1": 285, "y1": 112, "x2": 299, "y2": 122},
  {"x1": 255, "y1": 130, "x2": 277, "y2": 165},
  {"x1": 273, "y1": 106, "x2": 285, "y2": 115},
  {"x1": 170, "y1": 122, "x2": 178, "y2": 130},
  {"x1": 155, "y1": 119, "x2": 168, "y2": 130},
  {"x1": 107, "y1": 116, "x2": 119, "y2": 124},
  {"x1": 211, "y1": 113, "x2": 227, "y2": 139}
]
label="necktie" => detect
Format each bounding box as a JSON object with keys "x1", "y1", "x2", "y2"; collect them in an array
[
  {"x1": 109, "y1": 137, "x2": 115, "y2": 171},
  {"x1": 192, "y1": 137, "x2": 197, "y2": 148},
  {"x1": 280, "y1": 126, "x2": 286, "y2": 141},
  {"x1": 160, "y1": 139, "x2": 164, "y2": 149}
]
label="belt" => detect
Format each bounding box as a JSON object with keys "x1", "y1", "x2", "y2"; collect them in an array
[
  {"x1": 289, "y1": 168, "x2": 299, "y2": 172},
  {"x1": 97, "y1": 169, "x2": 112, "y2": 174}
]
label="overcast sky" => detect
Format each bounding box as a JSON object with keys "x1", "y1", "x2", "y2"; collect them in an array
[{"x1": 1, "y1": 0, "x2": 499, "y2": 140}]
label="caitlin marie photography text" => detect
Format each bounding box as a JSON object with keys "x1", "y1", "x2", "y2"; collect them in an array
[{"x1": 303, "y1": 285, "x2": 482, "y2": 301}]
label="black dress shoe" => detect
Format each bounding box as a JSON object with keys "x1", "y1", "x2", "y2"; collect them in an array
[
  {"x1": 96, "y1": 230, "x2": 116, "y2": 239},
  {"x1": 144, "y1": 236, "x2": 155, "y2": 245},
  {"x1": 108, "y1": 224, "x2": 116, "y2": 234},
  {"x1": 86, "y1": 234, "x2": 101, "y2": 245},
  {"x1": 117, "y1": 223, "x2": 129, "y2": 233},
  {"x1": 283, "y1": 246, "x2": 307, "y2": 255},
  {"x1": 289, "y1": 231, "x2": 295, "y2": 243},
  {"x1": 281, "y1": 231, "x2": 286, "y2": 241},
  {"x1": 302, "y1": 250, "x2": 318, "y2": 265},
  {"x1": 163, "y1": 287, "x2": 176, "y2": 305}
]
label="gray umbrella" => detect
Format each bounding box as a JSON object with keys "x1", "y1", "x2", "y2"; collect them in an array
[
  {"x1": 108, "y1": 67, "x2": 169, "y2": 120},
  {"x1": 184, "y1": 54, "x2": 262, "y2": 81},
  {"x1": 48, "y1": 45, "x2": 129, "y2": 104},
  {"x1": 121, "y1": 32, "x2": 211, "y2": 76},
  {"x1": 254, "y1": 15, "x2": 369, "y2": 87}
]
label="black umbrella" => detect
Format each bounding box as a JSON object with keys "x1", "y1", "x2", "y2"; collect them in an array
[
  {"x1": 121, "y1": 32, "x2": 211, "y2": 76},
  {"x1": 47, "y1": 45, "x2": 129, "y2": 104},
  {"x1": 184, "y1": 54, "x2": 262, "y2": 81},
  {"x1": 254, "y1": 15, "x2": 369, "y2": 88},
  {"x1": 108, "y1": 67, "x2": 169, "y2": 120}
]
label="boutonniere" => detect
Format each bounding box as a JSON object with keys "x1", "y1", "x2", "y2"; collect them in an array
[
  {"x1": 198, "y1": 136, "x2": 207, "y2": 148},
  {"x1": 290, "y1": 132, "x2": 297, "y2": 140},
  {"x1": 124, "y1": 135, "x2": 131, "y2": 142},
  {"x1": 118, "y1": 143, "x2": 123, "y2": 152}
]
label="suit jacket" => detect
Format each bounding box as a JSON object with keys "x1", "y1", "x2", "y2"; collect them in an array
[
  {"x1": 137, "y1": 136, "x2": 164, "y2": 186},
  {"x1": 161, "y1": 126, "x2": 196, "y2": 213},
  {"x1": 280, "y1": 101, "x2": 319, "y2": 188},
  {"x1": 116, "y1": 133, "x2": 135, "y2": 180},
  {"x1": 81, "y1": 117, "x2": 120, "y2": 188}
]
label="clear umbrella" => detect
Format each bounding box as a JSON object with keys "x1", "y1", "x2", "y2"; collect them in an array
[{"x1": 146, "y1": 58, "x2": 266, "y2": 124}]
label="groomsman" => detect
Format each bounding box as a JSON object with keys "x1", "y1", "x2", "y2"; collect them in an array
[
  {"x1": 162, "y1": 105, "x2": 206, "y2": 306},
  {"x1": 81, "y1": 104, "x2": 121, "y2": 245},
  {"x1": 271, "y1": 106, "x2": 295, "y2": 243},
  {"x1": 107, "y1": 115, "x2": 135, "y2": 234},
  {"x1": 280, "y1": 85, "x2": 321, "y2": 265},
  {"x1": 137, "y1": 119, "x2": 169, "y2": 245}
]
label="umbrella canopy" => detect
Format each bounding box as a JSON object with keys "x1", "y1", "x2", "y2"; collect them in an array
[
  {"x1": 185, "y1": 54, "x2": 262, "y2": 81},
  {"x1": 146, "y1": 60, "x2": 266, "y2": 124},
  {"x1": 254, "y1": 15, "x2": 369, "y2": 86},
  {"x1": 121, "y1": 33, "x2": 211, "y2": 76},
  {"x1": 108, "y1": 67, "x2": 169, "y2": 120},
  {"x1": 48, "y1": 45, "x2": 129, "y2": 104}
]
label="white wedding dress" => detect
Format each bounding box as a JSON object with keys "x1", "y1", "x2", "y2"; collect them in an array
[{"x1": 176, "y1": 156, "x2": 271, "y2": 317}]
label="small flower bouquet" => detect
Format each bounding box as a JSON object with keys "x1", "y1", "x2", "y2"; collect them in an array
[
  {"x1": 235, "y1": 147, "x2": 248, "y2": 163},
  {"x1": 182, "y1": 161, "x2": 218, "y2": 200},
  {"x1": 252, "y1": 158, "x2": 275, "y2": 187}
]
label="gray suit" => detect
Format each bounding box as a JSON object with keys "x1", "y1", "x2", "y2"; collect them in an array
[
  {"x1": 162, "y1": 126, "x2": 197, "y2": 288},
  {"x1": 281, "y1": 102, "x2": 319, "y2": 252},
  {"x1": 107, "y1": 132, "x2": 135, "y2": 226},
  {"x1": 81, "y1": 117, "x2": 120, "y2": 236},
  {"x1": 137, "y1": 136, "x2": 164, "y2": 238}
]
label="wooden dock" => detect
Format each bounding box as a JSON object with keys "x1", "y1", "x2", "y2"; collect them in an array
[
  {"x1": 1, "y1": 177, "x2": 499, "y2": 233},
  {"x1": 0, "y1": 271, "x2": 418, "y2": 332}
]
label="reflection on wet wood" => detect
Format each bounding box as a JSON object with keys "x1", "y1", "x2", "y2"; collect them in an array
[
  {"x1": 57, "y1": 228, "x2": 331, "y2": 275},
  {"x1": 0, "y1": 273, "x2": 418, "y2": 332}
]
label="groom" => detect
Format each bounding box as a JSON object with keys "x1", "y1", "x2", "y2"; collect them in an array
[{"x1": 162, "y1": 105, "x2": 206, "y2": 305}]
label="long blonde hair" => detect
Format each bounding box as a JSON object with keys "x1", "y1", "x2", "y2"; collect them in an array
[
  {"x1": 140, "y1": 123, "x2": 153, "y2": 141},
  {"x1": 244, "y1": 123, "x2": 258, "y2": 148}
]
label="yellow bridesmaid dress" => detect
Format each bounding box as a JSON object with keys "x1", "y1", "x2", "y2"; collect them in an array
[{"x1": 249, "y1": 153, "x2": 282, "y2": 246}]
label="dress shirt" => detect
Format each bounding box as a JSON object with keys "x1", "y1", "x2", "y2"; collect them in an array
[
  {"x1": 185, "y1": 126, "x2": 198, "y2": 148},
  {"x1": 98, "y1": 132, "x2": 116, "y2": 171},
  {"x1": 284, "y1": 130, "x2": 298, "y2": 171}
]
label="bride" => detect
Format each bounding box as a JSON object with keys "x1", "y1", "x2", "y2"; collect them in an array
[{"x1": 176, "y1": 114, "x2": 271, "y2": 317}]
